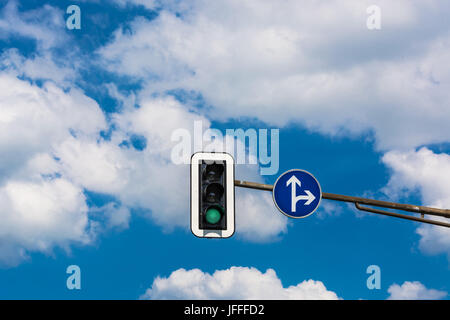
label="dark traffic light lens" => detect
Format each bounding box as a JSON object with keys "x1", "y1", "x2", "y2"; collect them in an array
[
  {"x1": 198, "y1": 160, "x2": 227, "y2": 230},
  {"x1": 205, "y1": 183, "x2": 224, "y2": 202},
  {"x1": 204, "y1": 163, "x2": 224, "y2": 180},
  {"x1": 205, "y1": 206, "x2": 223, "y2": 224}
]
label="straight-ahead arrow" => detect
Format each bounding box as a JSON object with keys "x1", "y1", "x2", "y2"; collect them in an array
[{"x1": 286, "y1": 176, "x2": 316, "y2": 212}]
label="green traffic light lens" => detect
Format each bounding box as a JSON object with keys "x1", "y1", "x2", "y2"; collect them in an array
[{"x1": 205, "y1": 207, "x2": 222, "y2": 224}]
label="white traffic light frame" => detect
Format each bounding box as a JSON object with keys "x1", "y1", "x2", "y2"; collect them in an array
[{"x1": 191, "y1": 152, "x2": 235, "y2": 238}]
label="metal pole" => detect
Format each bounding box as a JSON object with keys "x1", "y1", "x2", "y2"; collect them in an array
[{"x1": 234, "y1": 180, "x2": 450, "y2": 228}]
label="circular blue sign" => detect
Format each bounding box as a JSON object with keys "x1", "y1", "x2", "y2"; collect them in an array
[{"x1": 273, "y1": 169, "x2": 322, "y2": 218}]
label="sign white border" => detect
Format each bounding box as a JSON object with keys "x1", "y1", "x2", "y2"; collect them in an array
[{"x1": 191, "y1": 152, "x2": 235, "y2": 238}]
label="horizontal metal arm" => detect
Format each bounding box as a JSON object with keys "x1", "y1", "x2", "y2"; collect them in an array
[
  {"x1": 234, "y1": 180, "x2": 273, "y2": 191},
  {"x1": 354, "y1": 203, "x2": 450, "y2": 228},
  {"x1": 234, "y1": 180, "x2": 450, "y2": 228}
]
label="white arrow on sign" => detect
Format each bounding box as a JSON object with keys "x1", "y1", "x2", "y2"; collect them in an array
[{"x1": 286, "y1": 175, "x2": 316, "y2": 212}]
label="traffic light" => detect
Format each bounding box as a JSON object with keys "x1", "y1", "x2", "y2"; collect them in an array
[{"x1": 191, "y1": 152, "x2": 235, "y2": 238}]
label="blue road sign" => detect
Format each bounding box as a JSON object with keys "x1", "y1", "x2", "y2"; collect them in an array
[{"x1": 273, "y1": 169, "x2": 322, "y2": 218}]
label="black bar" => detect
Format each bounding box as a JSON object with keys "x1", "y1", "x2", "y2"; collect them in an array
[{"x1": 0, "y1": 300, "x2": 447, "y2": 318}]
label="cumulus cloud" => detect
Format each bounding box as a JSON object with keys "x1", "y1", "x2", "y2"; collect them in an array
[
  {"x1": 235, "y1": 188, "x2": 287, "y2": 242},
  {"x1": 0, "y1": 60, "x2": 288, "y2": 265},
  {"x1": 95, "y1": 0, "x2": 450, "y2": 251},
  {"x1": 0, "y1": 1, "x2": 67, "y2": 50},
  {"x1": 315, "y1": 201, "x2": 343, "y2": 219},
  {"x1": 0, "y1": 2, "x2": 86, "y2": 86},
  {"x1": 0, "y1": 72, "x2": 106, "y2": 183},
  {"x1": 0, "y1": 47, "x2": 289, "y2": 265},
  {"x1": 382, "y1": 148, "x2": 450, "y2": 208},
  {"x1": 90, "y1": 203, "x2": 131, "y2": 230},
  {"x1": 387, "y1": 281, "x2": 447, "y2": 300},
  {"x1": 2, "y1": 0, "x2": 449, "y2": 267},
  {"x1": 0, "y1": 70, "x2": 107, "y2": 266},
  {"x1": 0, "y1": 178, "x2": 92, "y2": 266},
  {"x1": 140, "y1": 266, "x2": 339, "y2": 300},
  {"x1": 98, "y1": 0, "x2": 450, "y2": 150},
  {"x1": 56, "y1": 95, "x2": 288, "y2": 238},
  {"x1": 382, "y1": 148, "x2": 450, "y2": 258},
  {"x1": 1, "y1": 49, "x2": 77, "y2": 85},
  {"x1": 111, "y1": 0, "x2": 158, "y2": 9}
]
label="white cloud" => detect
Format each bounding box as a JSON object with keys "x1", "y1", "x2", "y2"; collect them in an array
[
  {"x1": 111, "y1": 0, "x2": 158, "y2": 9},
  {"x1": 0, "y1": 1, "x2": 67, "y2": 50},
  {"x1": 55, "y1": 136, "x2": 130, "y2": 195},
  {"x1": 0, "y1": 177, "x2": 92, "y2": 267},
  {"x1": 95, "y1": 0, "x2": 450, "y2": 249},
  {"x1": 0, "y1": 71, "x2": 107, "y2": 266},
  {"x1": 0, "y1": 55, "x2": 288, "y2": 266},
  {"x1": 382, "y1": 148, "x2": 450, "y2": 207},
  {"x1": 235, "y1": 188, "x2": 287, "y2": 242},
  {"x1": 55, "y1": 95, "x2": 289, "y2": 239},
  {"x1": 382, "y1": 148, "x2": 450, "y2": 257},
  {"x1": 0, "y1": 72, "x2": 106, "y2": 183},
  {"x1": 1, "y1": 49, "x2": 77, "y2": 85},
  {"x1": 0, "y1": 2, "x2": 84, "y2": 86},
  {"x1": 140, "y1": 266, "x2": 339, "y2": 300},
  {"x1": 387, "y1": 281, "x2": 447, "y2": 300},
  {"x1": 3, "y1": 0, "x2": 449, "y2": 267},
  {"x1": 315, "y1": 201, "x2": 343, "y2": 219},
  {"x1": 90, "y1": 203, "x2": 131, "y2": 230},
  {"x1": 113, "y1": 97, "x2": 288, "y2": 239},
  {"x1": 98, "y1": 0, "x2": 450, "y2": 150}
]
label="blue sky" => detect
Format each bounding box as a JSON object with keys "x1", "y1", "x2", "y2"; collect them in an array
[{"x1": 0, "y1": 0, "x2": 449, "y2": 300}]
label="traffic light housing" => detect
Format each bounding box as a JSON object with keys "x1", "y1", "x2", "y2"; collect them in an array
[{"x1": 191, "y1": 152, "x2": 235, "y2": 238}]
